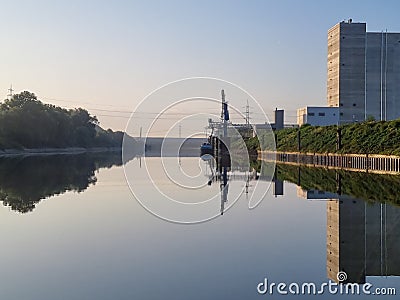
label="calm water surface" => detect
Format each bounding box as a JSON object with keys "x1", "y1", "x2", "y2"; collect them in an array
[{"x1": 0, "y1": 154, "x2": 399, "y2": 299}]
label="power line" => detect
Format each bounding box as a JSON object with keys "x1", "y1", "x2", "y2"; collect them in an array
[
  {"x1": 42, "y1": 95, "x2": 275, "y2": 116},
  {"x1": 42, "y1": 96, "x2": 132, "y2": 109},
  {"x1": 94, "y1": 114, "x2": 230, "y2": 120},
  {"x1": 39, "y1": 95, "x2": 279, "y2": 124}
]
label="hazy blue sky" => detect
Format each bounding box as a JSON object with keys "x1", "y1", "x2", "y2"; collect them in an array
[{"x1": 1, "y1": 0, "x2": 400, "y2": 130}]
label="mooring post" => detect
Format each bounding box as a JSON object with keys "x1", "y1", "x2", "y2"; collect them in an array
[
  {"x1": 297, "y1": 127, "x2": 301, "y2": 152},
  {"x1": 336, "y1": 126, "x2": 341, "y2": 151},
  {"x1": 336, "y1": 172, "x2": 342, "y2": 195}
]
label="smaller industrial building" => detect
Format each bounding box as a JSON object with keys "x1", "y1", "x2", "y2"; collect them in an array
[
  {"x1": 252, "y1": 109, "x2": 285, "y2": 134},
  {"x1": 297, "y1": 106, "x2": 339, "y2": 126},
  {"x1": 297, "y1": 187, "x2": 339, "y2": 200}
]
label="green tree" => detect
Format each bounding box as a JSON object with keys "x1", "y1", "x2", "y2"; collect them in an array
[{"x1": 0, "y1": 91, "x2": 125, "y2": 149}]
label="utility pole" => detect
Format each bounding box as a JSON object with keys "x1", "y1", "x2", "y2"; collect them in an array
[
  {"x1": 221, "y1": 90, "x2": 228, "y2": 138},
  {"x1": 297, "y1": 127, "x2": 301, "y2": 152},
  {"x1": 245, "y1": 99, "x2": 251, "y2": 137},
  {"x1": 336, "y1": 126, "x2": 342, "y2": 151},
  {"x1": 336, "y1": 172, "x2": 342, "y2": 195},
  {"x1": 7, "y1": 84, "x2": 14, "y2": 100},
  {"x1": 220, "y1": 89, "x2": 229, "y2": 215},
  {"x1": 245, "y1": 100, "x2": 250, "y2": 127}
]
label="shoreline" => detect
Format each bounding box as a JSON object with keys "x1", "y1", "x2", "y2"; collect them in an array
[
  {"x1": 0, "y1": 147, "x2": 122, "y2": 157},
  {"x1": 259, "y1": 150, "x2": 400, "y2": 175}
]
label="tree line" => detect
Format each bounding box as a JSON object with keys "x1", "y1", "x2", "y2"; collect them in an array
[{"x1": 0, "y1": 91, "x2": 124, "y2": 149}]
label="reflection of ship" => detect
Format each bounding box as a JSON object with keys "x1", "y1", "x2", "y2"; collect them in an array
[
  {"x1": 201, "y1": 90, "x2": 231, "y2": 215},
  {"x1": 203, "y1": 159, "x2": 283, "y2": 215},
  {"x1": 200, "y1": 142, "x2": 213, "y2": 157}
]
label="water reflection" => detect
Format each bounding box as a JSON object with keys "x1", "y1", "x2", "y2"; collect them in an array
[
  {"x1": 201, "y1": 156, "x2": 283, "y2": 215},
  {"x1": 0, "y1": 152, "x2": 135, "y2": 213},
  {"x1": 275, "y1": 164, "x2": 400, "y2": 284}
]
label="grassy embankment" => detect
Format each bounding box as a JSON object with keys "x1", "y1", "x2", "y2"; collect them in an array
[
  {"x1": 253, "y1": 120, "x2": 400, "y2": 156},
  {"x1": 276, "y1": 120, "x2": 400, "y2": 155}
]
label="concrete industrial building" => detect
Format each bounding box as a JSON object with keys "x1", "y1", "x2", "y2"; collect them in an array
[
  {"x1": 297, "y1": 106, "x2": 339, "y2": 126},
  {"x1": 297, "y1": 19, "x2": 400, "y2": 126},
  {"x1": 328, "y1": 19, "x2": 400, "y2": 123}
]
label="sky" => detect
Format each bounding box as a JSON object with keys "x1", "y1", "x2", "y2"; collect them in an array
[{"x1": 1, "y1": 0, "x2": 400, "y2": 131}]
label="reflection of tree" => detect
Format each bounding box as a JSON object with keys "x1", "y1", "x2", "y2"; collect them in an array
[
  {"x1": 276, "y1": 164, "x2": 400, "y2": 206},
  {"x1": 0, "y1": 152, "x2": 134, "y2": 213}
]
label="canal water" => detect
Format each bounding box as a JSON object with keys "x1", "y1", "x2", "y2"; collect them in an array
[{"x1": 0, "y1": 153, "x2": 399, "y2": 299}]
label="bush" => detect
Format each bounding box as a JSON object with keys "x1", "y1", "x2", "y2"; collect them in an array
[{"x1": 270, "y1": 119, "x2": 400, "y2": 155}]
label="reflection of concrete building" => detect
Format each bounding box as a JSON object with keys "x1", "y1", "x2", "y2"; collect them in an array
[
  {"x1": 327, "y1": 197, "x2": 400, "y2": 283},
  {"x1": 273, "y1": 178, "x2": 284, "y2": 196},
  {"x1": 296, "y1": 107, "x2": 339, "y2": 126},
  {"x1": 296, "y1": 187, "x2": 339, "y2": 200},
  {"x1": 365, "y1": 204, "x2": 400, "y2": 277},
  {"x1": 327, "y1": 197, "x2": 366, "y2": 283}
]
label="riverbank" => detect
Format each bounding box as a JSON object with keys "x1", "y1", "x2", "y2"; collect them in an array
[
  {"x1": 274, "y1": 119, "x2": 400, "y2": 156},
  {"x1": 0, "y1": 147, "x2": 122, "y2": 157},
  {"x1": 260, "y1": 151, "x2": 400, "y2": 175}
]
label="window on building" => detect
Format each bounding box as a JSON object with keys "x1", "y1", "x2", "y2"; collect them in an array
[
  {"x1": 353, "y1": 103, "x2": 356, "y2": 107},
  {"x1": 340, "y1": 103, "x2": 343, "y2": 106},
  {"x1": 308, "y1": 112, "x2": 315, "y2": 116},
  {"x1": 318, "y1": 112, "x2": 325, "y2": 116},
  {"x1": 340, "y1": 112, "x2": 343, "y2": 116}
]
